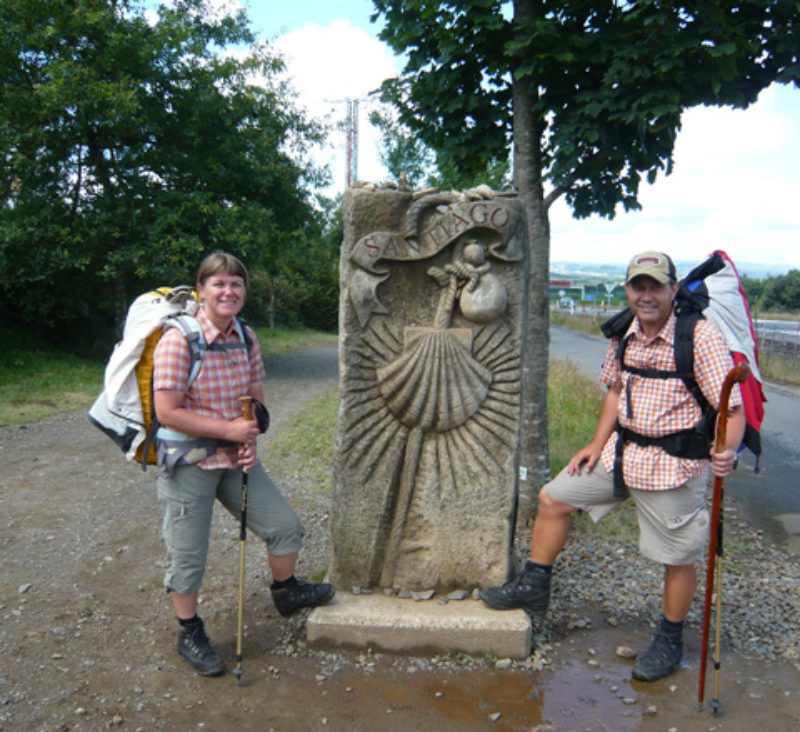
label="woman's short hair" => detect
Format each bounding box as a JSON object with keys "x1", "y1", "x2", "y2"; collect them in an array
[{"x1": 196, "y1": 251, "x2": 249, "y2": 290}]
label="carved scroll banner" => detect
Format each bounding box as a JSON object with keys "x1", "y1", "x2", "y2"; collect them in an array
[{"x1": 331, "y1": 186, "x2": 528, "y2": 593}]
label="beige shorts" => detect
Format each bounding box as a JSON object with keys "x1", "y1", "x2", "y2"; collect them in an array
[{"x1": 543, "y1": 465, "x2": 709, "y2": 565}]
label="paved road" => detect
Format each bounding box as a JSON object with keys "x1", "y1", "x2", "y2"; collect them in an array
[{"x1": 550, "y1": 325, "x2": 800, "y2": 556}]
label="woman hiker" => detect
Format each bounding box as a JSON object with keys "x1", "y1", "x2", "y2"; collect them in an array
[{"x1": 153, "y1": 250, "x2": 334, "y2": 676}]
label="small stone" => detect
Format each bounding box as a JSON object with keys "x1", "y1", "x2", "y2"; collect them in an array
[
  {"x1": 644, "y1": 705, "x2": 658, "y2": 716},
  {"x1": 411, "y1": 589, "x2": 435, "y2": 601},
  {"x1": 18, "y1": 584, "x2": 32, "y2": 594},
  {"x1": 397, "y1": 589, "x2": 411, "y2": 599},
  {"x1": 489, "y1": 712, "x2": 502, "y2": 722},
  {"x1": 622, "y1": 697, "x2": 636, "y2": 705},
  {"x1": 669, "y1": 684, "x2": 678, "y2": 693},
  {"x1": 587, "y1": 659, "x2": 599, "y2": 667},
  {"x1": 434, "y1": 691, "x2": 443, "y2": 698},
  {"x1": 352, "y1": 586, "x2": 361, "y2": 595},
  {"x1": 616, "y1": 645, "x2": 636, "y2": 659},
  {"x1": 606, "y1": 616, "x2": 619, "y2": 627},
  {"x1": 447, "y1": 590, "x2": 469, "y2": 601},
  {"x1": 495, "y1": 658, "x2": 512, "y2": 670}
]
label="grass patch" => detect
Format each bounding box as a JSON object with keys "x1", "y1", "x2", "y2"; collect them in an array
[
  {"x1": 758, "y1": 347, "x2": 800, "y2": 384},
  {"x1": 252, "y1": 327, "x2": 337, "y2": 355},
  {"x1": 547, "y1": 359, "x2": 605, "y2": 475},
  {"x1": 0, "y1": 347, "x2": 104, "y2": 425},
  {"x1": 550, "y1": 310, "x2": 605, "y2": 336},
  {"x1": 265, "y1": 387, "x2": 339, "y2": 494}
]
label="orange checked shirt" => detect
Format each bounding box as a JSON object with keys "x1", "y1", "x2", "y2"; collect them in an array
[
  {"x1": 599, "y1": 313, "x2": 742, "y2": 491},
  {"x1": 153, "y1": 307, "x2": 266, "y2": 470}
]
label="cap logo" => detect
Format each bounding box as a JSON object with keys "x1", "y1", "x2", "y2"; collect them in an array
[{"x1": 635, "y1": 256, "x2": 660, "y2": 265}]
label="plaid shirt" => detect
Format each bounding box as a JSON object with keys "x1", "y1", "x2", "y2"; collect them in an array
[
  {"x1": 599, "y1": 313, "x2": 742, "y2": 491},
  {"x1": 153, "y1": 307, "x2": 266, "y2": 470}
]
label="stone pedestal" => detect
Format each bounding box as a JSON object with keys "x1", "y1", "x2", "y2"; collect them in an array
[{"x1": 307, "y1": 591, "x2": 531, "y2": 660}]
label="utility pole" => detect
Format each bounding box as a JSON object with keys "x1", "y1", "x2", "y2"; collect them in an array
[
  {"x1": 345, "y1": 98, "x2": 360, "y2": 188},
  {"x1": 328, "y1": 90, "x2": 380, "y2": 191}
]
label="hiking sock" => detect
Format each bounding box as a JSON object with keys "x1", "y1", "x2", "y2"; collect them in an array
[
  {"x1": 524, "y1": 560, "x2": 552, "y2": 576},
  {"x1": 660, "y1": 616, "x2": 684, "y2": 642},
  {"x1": 271, "y1": 575, "x2": 298, "y2": 591},
  {"x1": 178, "y1": 615, "x2": 204, "y2": 631}
]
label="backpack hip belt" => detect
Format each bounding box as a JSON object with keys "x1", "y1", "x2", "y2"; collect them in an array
[{"x1": 612, "y1": 419, "x2": 712, "y2": 497}]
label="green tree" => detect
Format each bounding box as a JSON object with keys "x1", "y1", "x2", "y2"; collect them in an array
[
  {"x1": 370, "y1": 107, "x2": 510, "y2": 189},
  {"x1": 369, "y1": 108, "x2": 437, "y2": 187},
  {"x1": 740, "y1": 273, "x2": 767, "y2": 311},
  {"x1": 761, "y1": 270, "x2": 800, "y2": 312},
  {"x1": 371, "y1": 0, "x2": 800, "y2": 518},
  {"x1": 0, "y1": 0, "x2": 327, "y2": 341}
]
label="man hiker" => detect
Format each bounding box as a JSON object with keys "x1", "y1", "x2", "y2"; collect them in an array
[
  {"x1": 481, "y1": 250, "x2": 744, "y2": 681},
  {"x1": 153, "y1": 251, "x2": 334, "y2": 676}
]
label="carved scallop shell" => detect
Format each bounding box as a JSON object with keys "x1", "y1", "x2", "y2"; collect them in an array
[{"x1": 376, "y1": 327, "x2": 492, "y2": 432}]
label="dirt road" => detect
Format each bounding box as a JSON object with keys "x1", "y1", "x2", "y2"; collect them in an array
[{"x1": 1, "y1": 344, "x2": 798, "y2": 731}]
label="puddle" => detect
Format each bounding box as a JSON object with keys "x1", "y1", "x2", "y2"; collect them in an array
[{"x1": 319, "y1": 615, "x2": 800, "y2": 731}]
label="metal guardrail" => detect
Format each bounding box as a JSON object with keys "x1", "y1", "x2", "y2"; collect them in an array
[{"x1": 755, "y1": 319, "x2": 800, "y2": 348}]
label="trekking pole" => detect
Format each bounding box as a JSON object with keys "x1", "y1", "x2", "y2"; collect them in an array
[
  {"x1": 697, "y1": 362, "x2": 750, "y2": 712},
  {"x1": 233, "y1": 395, "x2": 254, "y2": 686}
]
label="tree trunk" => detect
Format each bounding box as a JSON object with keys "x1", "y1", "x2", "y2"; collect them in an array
[
  {"x1": 512, "y1": 0, "x2": 551, "y2": 530},
  {"x1": 113, "y1": 265, "x2": 127, "y2": 339},
  {"x1": 268, "y1": 280, "x2": 275, "y2": 331}
]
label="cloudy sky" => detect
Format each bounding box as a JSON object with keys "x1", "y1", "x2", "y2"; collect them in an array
[{"x1": 178, "y1": 1, "x2": 800, "y2": 271}]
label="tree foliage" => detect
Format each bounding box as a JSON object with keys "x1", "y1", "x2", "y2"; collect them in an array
[
  {"x1": 0, "y1": 0, "x2": 330, "y2": 343},
  {"x1": 370, "y1": 0, "x2": 800, "y2": 510},
  {"x1": 760, "y1": 269, "x2": 800, "y2": 312},
  {"x1": 369, "y1": 107, "x2": 511, "y2": 189}
]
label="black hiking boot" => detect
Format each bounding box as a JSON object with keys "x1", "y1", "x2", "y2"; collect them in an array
[
  {"x1": 177, "y1": 621, "x2": 225, "y2": 676},
  {"x1": 479, "y1": 564, "x2": 551, "y2": 619},
  {"x1": 632, "y1": 630, "x2": 683, "y2": 681},
  {"x1": 271, "y1": 579, "x2": 335, "y2": 617}
]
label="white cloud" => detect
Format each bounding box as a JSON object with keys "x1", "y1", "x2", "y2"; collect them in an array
[
  {"x1": 274, "y1": 20, "x2": 400, "y2": 193},
  {"x1": 551, "y1": 85, "x2": 800, "y2": 268}
]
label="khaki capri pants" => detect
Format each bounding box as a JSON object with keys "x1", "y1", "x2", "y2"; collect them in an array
[
  {"x1": 156, "y1": 461, "x2": 303, "y2": 594},
  {"x1": 544, "y1": 465, "x2": 710, "y2": 566}
]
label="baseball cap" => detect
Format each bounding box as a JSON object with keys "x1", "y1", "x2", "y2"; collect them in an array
[{"x1": 625, "y1": 251, "x2": 676, "y2": 284}]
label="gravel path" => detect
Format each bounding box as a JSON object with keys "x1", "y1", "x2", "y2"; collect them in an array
[{"x1": 1, "y1": 342, "x2": 798, "y2": 731}]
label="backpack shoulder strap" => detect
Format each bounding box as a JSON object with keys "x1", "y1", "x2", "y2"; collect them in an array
[
  {"x1": 233, "y1": 316, "x2": 253, "y2": 350},
  {"x1": 616, "y1": 331, "x2": 632, "y2": 365},
  {"x1": 164, "y1": 314, "x2": 206, "y2": 389},
  {"x1": 674, "y1": 310, "x2": 711, "y2": 414}
]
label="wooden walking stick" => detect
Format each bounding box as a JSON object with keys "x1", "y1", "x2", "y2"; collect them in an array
[
  {"x1": 234, "y1": 396, "x2": 254, "y2": 685},
  {"x1": 697, "y1": 362, "x2": 749, "y2": 712}
]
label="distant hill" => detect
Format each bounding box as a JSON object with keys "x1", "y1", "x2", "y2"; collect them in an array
[{"x1": 551, "y1": 260, "x2": 792, "y2": 281}]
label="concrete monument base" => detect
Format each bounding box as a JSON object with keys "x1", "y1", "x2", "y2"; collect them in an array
[{"x1": 307, "y1": 590, "x2": 531, "y2": 660}]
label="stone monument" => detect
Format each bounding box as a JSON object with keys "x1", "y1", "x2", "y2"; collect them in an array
[{"x1": 331, "y1": 183, "x2": 528, "y2": 594}]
